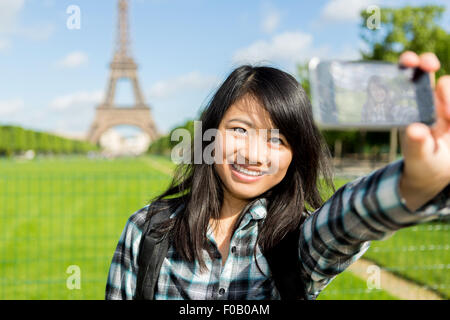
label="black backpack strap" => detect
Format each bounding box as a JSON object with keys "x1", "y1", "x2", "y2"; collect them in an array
[
  {"x1": 258, "y1": 219, "x2": 307, "y2": 300},
  {"x1": 135, "y1": 205, "x2": 172, "y2": 300}
]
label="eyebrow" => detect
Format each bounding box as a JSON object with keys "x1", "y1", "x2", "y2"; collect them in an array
[{"x1": 227, "y1": 118, "x2": 254, "y2": 127}]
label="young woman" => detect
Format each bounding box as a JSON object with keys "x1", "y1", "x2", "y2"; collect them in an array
[
  {"x1": 361, "y1": 75, "x2": 394, "y2": 123},
  {"x1": 361, "y1": 75, "x2": 420, "y2": 124},
  {"x1": 105, "y1": 51, "x2": 450, "y2": 300}
]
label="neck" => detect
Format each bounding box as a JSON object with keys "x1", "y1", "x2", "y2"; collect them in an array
[
  {"x1": 221, "y1": 187, "x2": 251, "y2": 217},
  {"x1": 210, "y1": 189, "x2": 249, "y2": 233}
]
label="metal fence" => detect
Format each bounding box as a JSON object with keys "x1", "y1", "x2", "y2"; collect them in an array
[{"x1": 0, "y1": 155, "x2": 448, "y2": 300}]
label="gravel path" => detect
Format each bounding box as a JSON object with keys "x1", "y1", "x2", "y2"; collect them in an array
[{"x1": 348, "y1": 258, "x2": 444, "y2": 300}]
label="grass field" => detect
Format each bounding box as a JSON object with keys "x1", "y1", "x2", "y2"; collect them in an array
[
  {"x1": 0, "y1": 155, "x2": 174, "y2": 299},
  {"x1": 0, "y1": 155, "x2": 447, "y2": 299},
  {"x1": 363, "y1": 224, "x2": 449, "y2": 298}
]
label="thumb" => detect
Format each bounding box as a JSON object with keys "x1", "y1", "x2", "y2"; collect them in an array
[{"x1": 403, "y1": 122, "x2": 435, "y2": 159}]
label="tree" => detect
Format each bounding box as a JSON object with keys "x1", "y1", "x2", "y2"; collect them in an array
[
  {"x1": 359, "y1": 5, "x2": 450, "y2": 160},
  {"x1": 296, "y1": 62, "x2": 311, "y2": 98},
  {"x1": 360, "y1": 5, "x2": 450, "y2": 77},
  {"x1": 147, "y1": 119, "x2": 195, "y2": 156}
]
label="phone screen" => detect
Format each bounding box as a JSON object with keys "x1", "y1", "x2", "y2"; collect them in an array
[{"x1": 308, "y1": 58, "x2": 435, "y2": 130}]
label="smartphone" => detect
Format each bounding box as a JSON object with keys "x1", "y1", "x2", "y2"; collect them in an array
[{"x1": 308, "y1": 58, "x2": 436, "y2": 130}]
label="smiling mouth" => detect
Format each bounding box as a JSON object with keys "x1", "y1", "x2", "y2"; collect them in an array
[{"x1": 231, "y1": 163, "x2": 267, "y2": 177}]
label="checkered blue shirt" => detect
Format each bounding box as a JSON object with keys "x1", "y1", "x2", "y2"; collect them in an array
[{"x1": 105, "y1": 159, "x2": 449, "y2": 300}]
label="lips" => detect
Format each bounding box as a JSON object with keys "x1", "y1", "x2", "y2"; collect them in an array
[
  {"x1": 231, "y1": 163, "x2": 266, "y2": 176},
  {"x1": 229, "y1": 163, "x2": 268, "y2": 183}
]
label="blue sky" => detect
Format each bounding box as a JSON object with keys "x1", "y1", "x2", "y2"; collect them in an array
[{"x1": 0, "y1": 0, "x2": 449, "y2": 138}]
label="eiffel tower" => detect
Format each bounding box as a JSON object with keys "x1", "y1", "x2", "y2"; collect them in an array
[{"x1": 87, "y1": 0, "x2": 158, "y2": 145}]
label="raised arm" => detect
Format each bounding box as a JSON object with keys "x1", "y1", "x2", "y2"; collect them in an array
[
  {"x1": 297, "y1": 158, "x2": 449, "y2": 299},
  {"x1": 397, "y1": 51, "x2": 450, "y2": 211},
  {"x1": 298, "y1": 51, "x2": 450, "y2": 299}
]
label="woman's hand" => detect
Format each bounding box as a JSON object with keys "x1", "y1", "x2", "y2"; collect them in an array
[{"x1": 399, "y1": 51, "x2": 450, "y2": 211}]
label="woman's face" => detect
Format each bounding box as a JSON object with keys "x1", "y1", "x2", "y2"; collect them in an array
[
  {"x1": 369, "y1": 82, "x2": 387, "y2": 103},
  {"x1": 213, "y1": 95, "x2": 293, "y2": 201}
]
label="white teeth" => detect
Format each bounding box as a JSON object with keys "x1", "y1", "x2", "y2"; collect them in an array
[{"x1": 232, "y1": 164, "x2": 264, "y2": 176}]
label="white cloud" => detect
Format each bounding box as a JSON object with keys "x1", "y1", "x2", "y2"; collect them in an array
[
  {"x1": 0, "y1": 98, "x2": 24, "y2": 116},
  {"x1": 231, "y1": 30, "x2": 365, "y2": 71},
  {"x1": 261, "y1": 10, "x2": 281, "y2": 34},
  {"x1": 148, "y1": 71, "x2": 220, "y2": 99},
  {"x1": 0, "y1": 0, "x2": 54, "y2": 52},
  {"x1": 56, "y1": 51, "x2": 89, "y2": 69},
  {"x1": 18, "y1": 23, "x2": 55, "y2": 42},
  {"x1": 0, "y1": 0, "x2": 25, "y2": 34},
  {"x1": 320, "y1": 0, "x2": 377, "y2": 23},
  {"x1": 0, "y1": 38, "x2": 10, "y2": 51},
  {"x1": 0, "y1": 0, "x2": 25, "y2": 51},
  {"x1": 232, "y1": 31, "x2": 315, "y2": 65},
  {"x1": 49, "y1": 90, "x2": 103, "y2": 110}
]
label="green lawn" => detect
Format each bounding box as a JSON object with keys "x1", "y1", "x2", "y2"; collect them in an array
[
  {"x1": 0, "y1": 155, "x2": 447, "y2": 299},
  {"x1": 317, "y1": 271, "x2": 398, "y2": 300},
  {"x1": 0, "y1": 155, "x2": 174, "y2": 299},
  {"x1": 363, "y1": 223, "x2": 449, "y2": 298}
]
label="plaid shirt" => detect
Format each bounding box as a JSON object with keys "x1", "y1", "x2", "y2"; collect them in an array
[{"x1": 105, "y1": 159, "x2": 450, "y2": 300}]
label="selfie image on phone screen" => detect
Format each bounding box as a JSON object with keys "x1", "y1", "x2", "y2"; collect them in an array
[{"x1": 308, "y1": 58, "x2": 436, "y2": 130}]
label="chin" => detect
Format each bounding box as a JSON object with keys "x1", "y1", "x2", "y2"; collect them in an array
[{"x1": 225, "y1": 181, "x2": 267, "y2": 200}]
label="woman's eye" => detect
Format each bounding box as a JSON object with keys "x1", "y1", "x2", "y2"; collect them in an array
[
  {"x1": 232, "y1": 127, "x2": 247, "y2": 135},
  {"x1": 269, "y1": 137, "x2": 283, "y2": 145}
]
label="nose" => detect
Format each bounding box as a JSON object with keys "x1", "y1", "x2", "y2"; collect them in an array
[{"x1": 237, "y1": 130, "x2": 270, "y2": 166}]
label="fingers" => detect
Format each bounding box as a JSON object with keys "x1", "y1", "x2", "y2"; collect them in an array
[
  {"x1": 399, "y1": 51, "x2": 440, "y2": 72},
  {"x1": 406, "y1": 122, "x2": 429, "y2": 142},
  {"x1": 404, "y1": 122, "x2": 434, "y2": 158},
  {"x1": 399, "y1": 51, "x2": 420, "y2": 67},
  {"x1": 419, "y1": 52, "x2": 440, "y2": 72},
  {"x1": 435, "y1": 75, "x2": 450, "y2": 120}
]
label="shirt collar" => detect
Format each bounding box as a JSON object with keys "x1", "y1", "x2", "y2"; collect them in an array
[{"x1": 247, "y1": 198, "x2": 267, "y2": 220}]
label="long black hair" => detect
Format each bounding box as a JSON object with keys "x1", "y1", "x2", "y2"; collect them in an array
[{"x1": 145, "y1": 64, "x2": 335, "y2": 274}]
